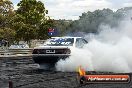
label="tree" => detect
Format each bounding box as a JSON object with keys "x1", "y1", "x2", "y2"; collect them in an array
[
  {"x1": 53, "y1": 19, "x2": 72, "y2": 36},
  {"x1": 17, "y1": 0, "x2": 46, "y2": 25},
  {"x1": 0, "y1": 0, "x2": 14, "y2": 27},
  {"x1": 0, "y1": 0, "x2": 15, "y2": 43},
  {"x1": 0, "y1": 28, "x2": 15, "y2": 43},
  {"x1": 65, "y1": 8, "x2": 125, "y2": 34},
  {"x1": 13, "y1": 0, "x2": 52, "y2": 43},
  {"x1": 38, "y1": 19, "x2": 54, "y2": 39}
]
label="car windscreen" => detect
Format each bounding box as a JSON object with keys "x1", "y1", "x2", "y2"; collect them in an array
[{"x1": 45, "y1": 38, "x2": 74, "y2": 46}]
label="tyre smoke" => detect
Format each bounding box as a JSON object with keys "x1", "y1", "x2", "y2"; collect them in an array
[{"x1": 56, "y1": 14, "x2": 132, "y2": 73}]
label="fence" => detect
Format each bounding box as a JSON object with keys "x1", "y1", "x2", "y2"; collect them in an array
[
  {"x1": 0, "y1": 40, "x2": 47, "y2": 58},
  {"x1": 0, "y1": 48, "x2": 33, "y2": 58}
]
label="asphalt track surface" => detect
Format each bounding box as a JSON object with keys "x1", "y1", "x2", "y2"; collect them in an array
[{"x1": 0, "y1": 57, "x2": 132, "y2": 88}]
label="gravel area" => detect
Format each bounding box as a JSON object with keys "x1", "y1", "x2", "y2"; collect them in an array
[{"x1": 0, "y1": 57, "x2": 132, "y2": 88}]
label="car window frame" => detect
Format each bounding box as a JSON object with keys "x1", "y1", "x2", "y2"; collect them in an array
[{"x1": 75, "y1": 38, "x2": 87, "y2": 48}]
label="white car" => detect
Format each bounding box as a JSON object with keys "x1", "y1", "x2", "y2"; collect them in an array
[
  {"x1": 32, "y1": 37, "x2": 88, "y2": 69},
  {"x1": 9, "y1": 44, "x2": 29, "y2": 49}
]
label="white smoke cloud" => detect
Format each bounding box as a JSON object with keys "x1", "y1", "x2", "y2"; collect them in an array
[
  {"x1": 56, "y1": 48, "x2": 93, "y2": 72},
  {"x1": 56, "y1": 12, "x2": 132, "y2": 73}
]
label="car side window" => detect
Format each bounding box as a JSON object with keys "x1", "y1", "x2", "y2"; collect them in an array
[
  {"x1": 76, "y1": 38, "x2": 86, "y2": 48},
  {"x1": 82, "y1": 39, "x2": 88, "y2": 44}
]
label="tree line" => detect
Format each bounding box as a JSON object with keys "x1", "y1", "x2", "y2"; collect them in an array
[{"x1": 57, "y1": 7, "x2": 132, "y2": 36}]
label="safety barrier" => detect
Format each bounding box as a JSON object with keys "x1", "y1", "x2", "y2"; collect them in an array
[{"x1": 0, "y1": 48, "x2": 33, "y2": 58}]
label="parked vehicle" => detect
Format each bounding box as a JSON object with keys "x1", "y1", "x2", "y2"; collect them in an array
[{"x1": 9, "y1": 44, "x2": 29, "y2": 49}]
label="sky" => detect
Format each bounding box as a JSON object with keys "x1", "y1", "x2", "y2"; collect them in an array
[{"x1": 11, "y1": 0, "x2": 132, "y2": 20}]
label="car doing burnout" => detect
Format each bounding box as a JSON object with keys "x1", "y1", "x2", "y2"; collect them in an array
[{"x1": 32, "y1": 37, "x2": 88, "y2": 68}]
